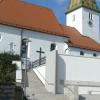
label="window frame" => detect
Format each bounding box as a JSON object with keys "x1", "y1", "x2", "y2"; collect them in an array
[
  {"x1": 80, "y1": 51, "x2": 84, "y2": 56},
  {"x1": 89, "y1": 13, "x2": 93, "y2": 20},
  {"x1": 50, "y1": 43, "x2": 56, "y2": 51},
  {"x1": 93, "y1": 53, "x2": 97, "y2": 57}
]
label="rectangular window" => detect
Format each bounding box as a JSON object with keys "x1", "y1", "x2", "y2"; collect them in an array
[
  {"x1": 91, "y1": 13, "x2": 93, "y2": 20},
  {"x1": 89, "y1": 13, "x2": 91, "y2": 19},
  {"x1": 80, "y1": 51, "x2": 84, "y2": 56},
  {"x1": 73, "y1": 15, "x2": 75, "y2": 21},
  {"x1": 89, "y1": 13, "x2": 93, "y2": 20},
  {"x1": 50, "y1": 43, "x2": 56, "y2": 51},
  {"x1": 93, "y1": 53, "x2": 97, "y2": 57}
]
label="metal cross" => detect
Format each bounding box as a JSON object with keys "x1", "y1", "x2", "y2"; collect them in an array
[{"x1": 36, "y1": 47, "x2": 45, "y2": 65}]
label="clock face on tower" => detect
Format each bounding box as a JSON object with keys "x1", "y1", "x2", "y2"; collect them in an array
[{"x1": 88, "y1": 20, "x2": 93, "y2": 27}]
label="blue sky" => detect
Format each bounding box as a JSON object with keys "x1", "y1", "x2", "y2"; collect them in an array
[{"x1": 23, "y1": 0, "x2": 100, "y2": 24}]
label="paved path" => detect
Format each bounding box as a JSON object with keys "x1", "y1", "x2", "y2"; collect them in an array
[{"x1": 26, "y1": 69, "x2": 69, "y2": 100}]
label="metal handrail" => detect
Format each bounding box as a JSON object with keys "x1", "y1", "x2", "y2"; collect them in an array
[{"x1": 32, "y1": 57, "x2": 46, "y2": 68}]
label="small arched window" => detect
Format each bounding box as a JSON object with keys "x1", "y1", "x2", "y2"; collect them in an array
[
  {"x1": 50, "y1": 43, "x2": 56, "y2": 51},
  {"x1": 80, "y1": 51, "x2": 84, "y2": 56},
  {"x1": 93, "y1": 53, "x2": 97, "y2": 57},
  {"x1": 89, "y1": 13, "x2": 93, "y2": 20}
]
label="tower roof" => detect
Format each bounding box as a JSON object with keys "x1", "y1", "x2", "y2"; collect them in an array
[{"x1": 67, "y1": 0, "x2": 100, "y2": 13}]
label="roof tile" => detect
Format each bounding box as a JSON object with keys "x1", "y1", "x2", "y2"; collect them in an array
[
  {"x1": 0, "y1": 0, "x2": 63, "y2": 36},
  {"x1": 61, "y1": 25, "x2": 100, "y2": 52}
]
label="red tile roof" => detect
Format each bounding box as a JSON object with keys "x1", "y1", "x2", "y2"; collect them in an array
[
  {"x1": 61, "y1": 25, "x2": 100, "y2": 52},
  {"x1": 0, "y1": 0, "x2": 64, "y2": 36},
  {"x1": 0, "y1": 0, "x2": 100, "y2": 52}
]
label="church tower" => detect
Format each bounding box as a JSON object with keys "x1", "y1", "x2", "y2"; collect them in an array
[{"x1": 66, "y1": 0, "x2": 100, "y2": 42}]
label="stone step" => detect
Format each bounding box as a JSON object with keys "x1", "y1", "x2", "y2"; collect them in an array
[{"x1": 26, "y1": 69, "x2": 69, "y2": 100}]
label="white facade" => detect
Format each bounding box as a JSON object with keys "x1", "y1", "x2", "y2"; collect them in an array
[
  {"x1": 68, "y1": 47, "x2": 100, "y2": 58},
  {"x1": 34, "y1": 50, "x2": 100, "y2": 95},
  {"x1": 66, "y1": 7, "x2": 100, "y2": 43},
  {"x1": 0, "y1": 25, "x2": 21, "y2": 54},
  {"x1": 22, "y1": 29, "x2": 67, "y2": 61},
  {"x1": 66, "y1": 8, "x2": 83, "y2": 34},
  {"x1": 1, "y1": 24, "x2": 100, "y2": 61},
  {"x1": 58, "y1": 54, "x2": 100, "y2": 82},
  {"x1": 1, "y1": 13, "x2": 100, "y2": 97},
  {"x1": 0, "y1": 24, "x2": 68, "y2": 61},
  {"x1": 58, "y1": 53, "x2": 100, "y2": 94},
  {"x1": 42, "y1": 50, "x2": 100, "y2": 95}
]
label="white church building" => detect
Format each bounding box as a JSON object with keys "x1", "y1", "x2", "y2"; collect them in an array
[{"x1": 1, "y1": 0, "x2": 100, "y2": 99}]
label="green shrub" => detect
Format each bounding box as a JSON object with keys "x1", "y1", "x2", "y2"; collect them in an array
[{"x1": 0, "y1": 53, "x2": 20, "y2": 82}]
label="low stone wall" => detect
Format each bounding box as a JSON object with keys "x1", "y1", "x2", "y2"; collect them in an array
[
  {"x1": 0, "y1": 83, "x2": 27, "y2": 100},
  {"x1": 0, "y1": 83, "x2": 15, "y2": 100}
]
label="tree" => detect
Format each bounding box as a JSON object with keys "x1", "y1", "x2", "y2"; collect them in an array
[{"x1": 0, "y1": 53, "x2": 20, "y2": 82}]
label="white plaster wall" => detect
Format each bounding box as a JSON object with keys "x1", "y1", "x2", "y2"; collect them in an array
[
  {"x1": 22, "y1": 30, "x2": 67, "y2": 61},
  {"x1": 68, "y1": 47, "x2": 100, "y2": 58},
  {"x1": 57, "y1": 54, "x2": 100, "y2": 94},
  {"x1": 58, "y1": 54, "x2": 100, "y2": 82},
  {"x1": 0, "y1": 25, "x2": 21, "y2": 54},
  {"x1": 66, "y1": 8, "x2": 83, "y2": 34},
  {"x1": 83, "y1": 8, "x2": 100, "y2": 42}
]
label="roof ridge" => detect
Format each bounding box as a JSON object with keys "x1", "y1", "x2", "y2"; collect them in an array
[
  {"x1": 18, "y1": 0, "x2": 52, "y2": 12},
  {"x1": 1, "y1": 0, "x2": 53, "y2": 12}
]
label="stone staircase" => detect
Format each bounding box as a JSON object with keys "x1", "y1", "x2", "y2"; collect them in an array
[{"x1": 26, "y1": 69, "x2": 69, "y2": 100}]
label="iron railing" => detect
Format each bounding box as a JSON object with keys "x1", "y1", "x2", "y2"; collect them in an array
[{"x1": 32, "y1": 57, "x2": 46, "y2": 68}]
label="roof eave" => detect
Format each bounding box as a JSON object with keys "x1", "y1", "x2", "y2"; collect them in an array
[
  {"x1": 0, "y1": 22, "x2": 68, "y2": 38},
  {"x1": 69, "y1": 43, "x2": 100, "y2": 52}
]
